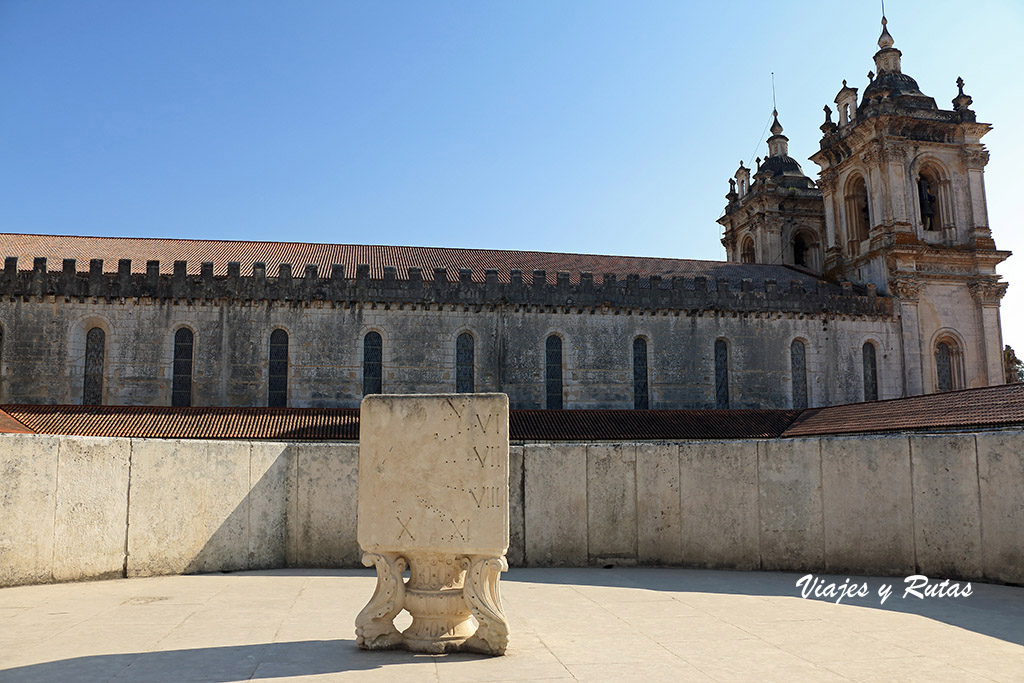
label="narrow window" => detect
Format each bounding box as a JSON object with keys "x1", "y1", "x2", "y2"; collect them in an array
[
  {"x1": 793, "y1": 233, "x2": 809, "y2": 268},
  {"x1": 935, "y1": 340, "x2": 962, "y2": 392},
  {"x1": 714, "y1": 339, "x2": 729, "y2": 409},
  {"x1": 84, "y1": 327, "x2": 105, "y2": 405},
  {"x1": 545, "y1": 334, "x2": 562, "y2": 409},
  {"x1": 456, "y1": 332, "x2": 474, "y2": 393},
  {"x1": 862, "y1": 342, "x2": 878, "y2": 401},
  {"x1": 845, "y1": 175, "x2": 870, "y2": 251},
  {"x1": 791, "y1": 339, "x2": 808, "y2": 409},
  {"x1": 363, "y1": 331, "x2": 383, "y2": 396},
  {"x1": 633, "y1": 337, "x2": 649, "y2": 409},
  {"x1": 172, "y1": 328, "x2": 194, "y2": 407},
  {"x1": 741, "y1": 237, "x2": 755, "y2": 264},
  {"x1": 268, "y1": 329, "x2": 288, "y2": 407}
]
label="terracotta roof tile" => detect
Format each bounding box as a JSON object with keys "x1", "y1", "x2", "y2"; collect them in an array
[
  {"x1": 510, "y1": 409, "x2": 800, "y2": 441},
  {"x1": 0, "y1": 408, "x2": 34, "y2": 434},
  {"x1": 0, "y1": 233, "x2": 827, "y2": 286},
  {"x1": 782, "y1": 383, "x2": 1024, "y2": 437},
  {"x1": 3, "y1": 384, "x2": 1022, "y2": 442}
]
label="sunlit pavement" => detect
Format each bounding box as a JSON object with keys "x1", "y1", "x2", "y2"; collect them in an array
[{"x1": 0, "y1": 568, "x2": 1021, "y2": 682}]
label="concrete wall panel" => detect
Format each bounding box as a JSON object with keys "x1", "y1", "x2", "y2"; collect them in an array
[
  {"x1": 286, "y1": 443, "x2": 360, "y2": 567},
  {"x1": 636, "y1": 443, "x2": 681, "y2": 565},
  {"x1": 910, "y1": 434, "x2": 982, "y2": 579},
  {"x1": 820, "y1": 435, "x2": 914, "y2": 575},
  {"x1": 586, "y1": 444, "x2": 637, "y2": 564},
  {"x1": 679, "y1": 440, "x2": 759, "y2": 569},
  {"x1": 759, "y1": 438, "x2": 824, "y2": 571},
  {"x1": 0, "y1": 434, "x2": 60, "y2": 586},
  {"x1": 507, "y1": 445, "x2": 525, "y2": 567},
  {"x1": 126, "y1": 439, "x2": 251, "y2": 576},
  {"x1": 247, "y1": 442, "x2": 290, "y2": 569},
  {"x1": 524, "y1": 443, "x2": 586, "y2": 566},
  {"x1": 52, "y1": 436, "x2": 130, "y2": 582},
  {"x1": 976, "y1": 430, "x2": 1024, "y2": 584}
]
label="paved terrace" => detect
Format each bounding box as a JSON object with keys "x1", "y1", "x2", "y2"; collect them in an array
[{"x1": 0, "y1": 568, "x2": 1021, "y2": 682}]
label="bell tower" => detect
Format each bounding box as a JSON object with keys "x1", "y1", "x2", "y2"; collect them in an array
[
  {"x1": 719, "y1": 110, "x2": 825, "y2": 272},
  {"x1": 810, "y1": 17, "x2": 1010, "y2": 394}
]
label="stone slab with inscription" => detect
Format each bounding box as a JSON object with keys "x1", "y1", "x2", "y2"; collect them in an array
[{"x1": 355, "y1": 393, "x2": 510, "y2": 655}]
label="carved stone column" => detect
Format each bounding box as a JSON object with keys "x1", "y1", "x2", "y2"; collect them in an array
[{"x1": 891, "y1": 276, "x2": 925, "y2": 396}]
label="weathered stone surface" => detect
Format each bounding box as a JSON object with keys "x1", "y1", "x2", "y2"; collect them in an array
[
  {"x1": 357, "y1": 394, "x2": 509, "y2": 555},
  {"x1": 523, "y1": 443, "x2": 587, "y2": 566},
  {"x1": 679, "y1": 440, "x2": 759, "y2": 569},
  {"x1": 247, "y1": 442, "x2": 290, "y2": 569},
  {"x1": 976, "y1": 430, "x2": 1024, "y2": 584},
  {"x1": 759, "y1": 439, "x2": 824, "y2": 571},
  {"x1": 52, "y1": 436, "x2": 130, "y2": 582},
  {"x1": 286, "y1": 442, "x2": 359, "y2": 567},
  {"x1": 910, "y1": 434, "x2": 982, "y2": 579},
  {"x1": 127, "y1": 439, "x2": 256, "y2": 577},
  {"x1": 356, "y1": 394, "x2": 511, "y2": 655},
  {"x1": 507, "y1": 445, "x2": 525, "y2": 567},
  {"x1": 820, "y1": 435, "x2": 914, "y2": 575},
  {"x1": 636, "y1": 443, "x2": 682, "y2": 565},
  {"x1": 0, "y1": 434, "x2": 60, "y2": 586},
  {"x1": 587, "y1": 444, "x2": 637, "y2": 564}
]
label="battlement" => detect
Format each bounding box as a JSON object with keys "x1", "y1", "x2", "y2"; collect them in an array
[{"x1": 0, "y1": 257, "x2": 891, "y2": 316}]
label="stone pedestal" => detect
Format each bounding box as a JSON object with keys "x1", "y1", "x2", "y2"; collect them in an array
[{"x1": 355, "y1": 394, "x2": 510, "y2": 656}]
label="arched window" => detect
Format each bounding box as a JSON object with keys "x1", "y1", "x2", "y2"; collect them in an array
[
  {"x1": 714, "y1": 339, "x2": 729, "y2": 409},
  {"x1": 363, "y1": 331, "x2": 383, "y2": 396},
  {"x1": 845, "y1": 175, "x2": 870, "y2": 251},
  {"x1": 633, "y1": 337, "x2": 649, "y2": 409},
  {"x1": 456, "y1": 332, "x2": 474, "y2": 393},
  {"x1": 545, "y1": 334, "x2": 562, "y2": 410},
  {"x1": 741, "y1": 237, "x2": 755, "y2": 264},
  {"x1": 172, "y1": 328, "x2": 194, "y2": 407},
  {"x1": 268, "y1": 329, "x2": 288, "y2": 407},
  {"x1": 84, "y1": 327, "x2": 105, "y2": 405},
  {"x1": 791, "y1": 339, "x2": 807, "y2": 409},
  {"x1": 935, "y1": 337, "x2": 963, "y2": 392},
  {"x1": 917, "y1": 165, "x2": 945, "y2": 232},
  {"x1": 793, "y1": 231, "x2": 814, "y2": 269},
  {"x1": 862, "y1": 341, "x2": 878, "y2": 402}
]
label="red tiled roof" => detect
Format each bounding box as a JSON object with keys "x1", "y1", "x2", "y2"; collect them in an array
[
  {"x1": 3, "y1": 384, "x2": 1022, "y2": 441},
  {"x1": 0, "y1": 233, "x2": 823, "y2": 285},
  {"x1": 782, "y1": 383, "x2": 1024, "y2": 437},
  {"x1": 510, "y1": 409, "x2": 800, "y2": 441},
  {"x1": 0, "y1": 405, "x2": 359, "y2": 440},
  {"x1": 0, "y1": 409, "x2": 34, "y2": 434}
]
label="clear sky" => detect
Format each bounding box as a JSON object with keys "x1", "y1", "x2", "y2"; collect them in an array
[{"x1": 1, "y1": 1, "x2": 1022, "y2": 353}]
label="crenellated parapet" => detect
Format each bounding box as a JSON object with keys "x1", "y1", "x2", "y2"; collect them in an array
[{"x1": 0, "y1": 256, "x2": 892, "y2": 317}]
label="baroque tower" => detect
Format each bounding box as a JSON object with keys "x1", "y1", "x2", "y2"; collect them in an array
[
  {"x1": 719, "y1": 111, "x2": 826, "y2": 273},
  {"x1": 809, "y1": 17, "x2": 1009, "y2": 395}
]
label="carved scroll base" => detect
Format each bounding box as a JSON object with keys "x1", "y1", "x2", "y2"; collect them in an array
[{"x1": 355, "y1": 551, "x2": 509, "y2": 656}]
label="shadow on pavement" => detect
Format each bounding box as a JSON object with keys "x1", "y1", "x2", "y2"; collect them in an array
[
  {"x1": 0, "y1": 639, "x2": 436, "y2": 683},
  {"x1": 503, "y1": 566, "x2": 1024, "y2": 647}
]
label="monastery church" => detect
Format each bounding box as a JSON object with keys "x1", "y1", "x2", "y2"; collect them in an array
[{"x1": 0, "y1": 18, "x2": 1009, "y2": 412}]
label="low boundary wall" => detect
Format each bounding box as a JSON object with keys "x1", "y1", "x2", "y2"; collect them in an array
[{"x1": 2, "y1": 430, "x2": 1021, "y2": 587}]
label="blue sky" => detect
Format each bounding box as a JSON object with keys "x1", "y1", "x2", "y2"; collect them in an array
[{"x1": 1, "y1": 1, "x2": 1022, "y2": 351}]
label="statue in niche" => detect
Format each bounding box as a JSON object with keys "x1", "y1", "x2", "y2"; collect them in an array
[{"x1": 918, "y1": 177, "x2": 937, "y2": 230}]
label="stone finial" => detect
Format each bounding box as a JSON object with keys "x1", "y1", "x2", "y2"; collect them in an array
[
  {"x1": 952, "y1": 76, "x2": 974, "y2": 111},
  {"x1": 766, "y1": 109, "x2": 789, "y2": 158},
  {"x1": 867, "y1": 70, "x2": 875, "y2": 82},
  {"x1": 823, "y1": 105, "x2": 833, "y2": 124},
  {"x1": 878, "y1": 16, "x2": 894, "y2": 49}
]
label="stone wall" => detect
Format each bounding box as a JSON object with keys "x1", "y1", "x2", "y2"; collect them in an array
[
  {"x1": 2, "y1": 429, "x2": 1021, "y2": 587},
  {"x1": 0, "y1": 294, "x2": 899, "y2": 410}
]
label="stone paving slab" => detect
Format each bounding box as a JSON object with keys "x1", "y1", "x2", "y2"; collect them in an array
[{"x1": 0, "y1": 568, "x2": 1021, "y2": 682}]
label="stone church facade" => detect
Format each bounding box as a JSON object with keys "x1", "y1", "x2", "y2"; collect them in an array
[{"x1": 0, "y1": 19, "x2": 1009, "y2": 412}]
